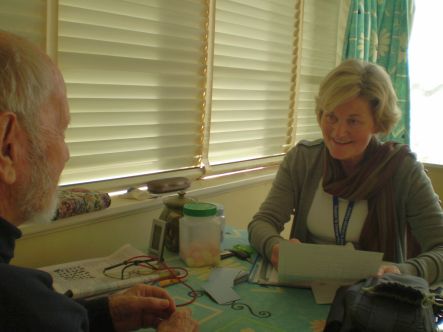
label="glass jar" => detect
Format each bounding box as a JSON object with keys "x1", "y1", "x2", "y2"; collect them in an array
[
  {"x1": 159, "y1": 191, "x2": 195, "y2": 252},
  {"x1": 179, "y1": 202, "x2": 221, "y2": 267}
]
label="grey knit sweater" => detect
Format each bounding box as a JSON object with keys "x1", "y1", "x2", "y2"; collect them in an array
[{"x1": 248, "y1": 139, "x2": 443, "y2": 284}]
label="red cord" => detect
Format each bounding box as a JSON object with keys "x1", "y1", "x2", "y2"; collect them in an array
[{"x1": 121, "y1": 255, "x2": 200, "y2": 307}]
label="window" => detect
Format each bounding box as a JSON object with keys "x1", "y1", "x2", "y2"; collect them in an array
[
  {"x1": 295, "y1": 0, "x2": 347, "y2": 143},
  {"x1": 209, "y1": 1, "x2": 299, "y2": 166},
  {"x1": 58, "y1": 0, "x2": 208, "y2": 185},
  {"x1": 409, "y1": 0, "x2": 443, "y2": 165},
  {"x1": 0, "y1": 0, "x2": 344, "y2": 190}
]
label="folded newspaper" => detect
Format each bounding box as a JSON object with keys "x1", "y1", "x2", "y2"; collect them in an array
[{"x1": 40, "y1": 244, "x2": 168, "y2": 299}]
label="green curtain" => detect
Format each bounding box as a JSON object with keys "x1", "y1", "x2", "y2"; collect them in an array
[{"x1": 342, "y1": 0, "x2": 413, "y2": 144}]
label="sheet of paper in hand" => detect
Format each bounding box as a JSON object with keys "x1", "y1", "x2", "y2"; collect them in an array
[{"x1": 278, "y1": 242, "x2": 383, "y2": 286}]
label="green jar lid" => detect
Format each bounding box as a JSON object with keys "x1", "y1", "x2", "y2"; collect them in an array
[{"x1": 183, "y1": 202, "x2": 217, "y2": 217}]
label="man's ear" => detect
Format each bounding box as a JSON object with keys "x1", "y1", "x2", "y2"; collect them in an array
[{"x1": 0, "y1": 112, "x2": 21, "y2": 184}]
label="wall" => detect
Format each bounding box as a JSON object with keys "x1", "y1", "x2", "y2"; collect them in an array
[{"x1": 426, "y1": 164, "x2": 443, "y2": 200}]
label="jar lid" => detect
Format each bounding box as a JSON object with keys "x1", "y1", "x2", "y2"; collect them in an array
[{"x1": 183, "y1": 202, "x2": 217, "y2": 217}]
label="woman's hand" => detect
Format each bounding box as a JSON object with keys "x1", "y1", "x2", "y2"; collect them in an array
[
  {"x1": 109, "y1": 284, "x2": 176, "y2": 332},
  {"x1": 271, "y1": 238, "x2": 301, "y2": 270},
  {"x1": 376, "y1": 264, "x2": 401, "y2": 277}
]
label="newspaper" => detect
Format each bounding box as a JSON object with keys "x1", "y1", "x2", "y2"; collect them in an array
[{"x1": 40, "y1": 244, "x2": 170, "y2": 299}]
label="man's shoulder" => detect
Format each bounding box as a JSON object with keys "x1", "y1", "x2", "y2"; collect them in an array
[
  {"x1": 0, "y1": 263, "x2": 89, "y2": 331},
  {"x1": 0, "y1": 262, "x2": 52, "y2": 287}
]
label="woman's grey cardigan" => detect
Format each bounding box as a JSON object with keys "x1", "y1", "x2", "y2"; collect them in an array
[{"x1": 248, "y1": 139, "x2": 443, "y2": 284}]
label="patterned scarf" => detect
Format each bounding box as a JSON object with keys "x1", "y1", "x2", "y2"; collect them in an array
[{"x1": 322, "y1": 137, "x2": 416, "y2": 261}]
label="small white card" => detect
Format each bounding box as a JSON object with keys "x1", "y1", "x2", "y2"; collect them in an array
[{"x1": 202, "y1": 268, "x2": 248, "y2": 304}]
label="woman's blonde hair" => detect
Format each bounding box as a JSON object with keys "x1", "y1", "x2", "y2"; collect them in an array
[{"x1": 315, "y1": 59, "x2": 401, "y2": 135}]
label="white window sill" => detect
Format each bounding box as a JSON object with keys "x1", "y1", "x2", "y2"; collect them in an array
[{"x1": 19, "y1": 168, "x2": 277, "y2": 238}]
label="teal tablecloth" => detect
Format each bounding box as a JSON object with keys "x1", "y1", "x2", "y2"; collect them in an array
[{"x1": 145, "y1": 227, "x2": 330, "y2": 332}]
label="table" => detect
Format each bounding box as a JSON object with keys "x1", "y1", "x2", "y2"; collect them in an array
[{"x1": 145, "y1": 227, "x2": 330, "y2": 332}]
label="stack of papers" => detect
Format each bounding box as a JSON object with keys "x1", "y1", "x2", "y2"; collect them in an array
[{"x1": 249, "y1": 242, "x2": 383, "y2": 304}]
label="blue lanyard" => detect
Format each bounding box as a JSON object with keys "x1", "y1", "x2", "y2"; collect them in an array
[{"x1": 332, "y1": 196, "x2": 354, "y2": 245}]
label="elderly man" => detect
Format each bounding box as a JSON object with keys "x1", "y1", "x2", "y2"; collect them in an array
[{"x1": 0, "y1": 31, "x2": 198, "y2": 331}]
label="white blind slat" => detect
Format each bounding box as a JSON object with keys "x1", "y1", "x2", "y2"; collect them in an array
[
  {"x1": 61, "y1": 0, "x2": 204, "y2": 25},
  {"x1": 67, "y1": 146, "x2": 199, "y2": 169},
  {"x1": 68, "y1": 99, "x2": 200, "y2": 112},
  {"x1": 60, "y1": 38, "x2": 203, "y2": 64},
  {"x1": 67, "y1": 124, "x2": 199, "y2": 142}
]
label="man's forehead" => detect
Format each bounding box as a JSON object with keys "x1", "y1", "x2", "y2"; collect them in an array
[{"x1": 38, "y1": 87, "x2": 69, "y2": 131}]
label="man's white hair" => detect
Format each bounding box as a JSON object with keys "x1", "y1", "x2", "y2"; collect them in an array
[{"x1": 0, "y1": 30, "x2": 58, "y2": 144}]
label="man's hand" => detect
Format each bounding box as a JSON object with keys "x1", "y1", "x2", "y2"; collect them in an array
[
  {"x1": 271, "y1": 238, "x2": 301, "y2": 270},
  {"x1": 158, "y1": 308, "x2": 199, "y2": 332},
  {"x1": 109, "y1": 284, "x2": 176, "y2": 332}
]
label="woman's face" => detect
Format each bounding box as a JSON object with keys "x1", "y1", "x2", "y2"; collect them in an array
[{"x1": 320, "y1": 96, "x2": 377, "y2": 173}]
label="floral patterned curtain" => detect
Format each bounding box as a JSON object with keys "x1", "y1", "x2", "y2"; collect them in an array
[{"x1": 342, "y1": 0, "x2": 414, "y2": 144}]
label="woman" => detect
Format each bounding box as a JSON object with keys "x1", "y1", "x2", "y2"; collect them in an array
[{"x1": 248, "y1": 59, "x2": 443, "y2": 284}]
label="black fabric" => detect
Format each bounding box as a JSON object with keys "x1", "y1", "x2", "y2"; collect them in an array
[
  {"x1": 0, "y1": 217, "x2": 21, "y2": 264},
  {"x1": 79, "y1": 297, "x2": 115, "y2": 332},
  {"x1": 324, "y1": 273, "x2": 437, "y2": 332},
  {"x1": 0, "y1": 217, "x2": 114, "y2": 331}
]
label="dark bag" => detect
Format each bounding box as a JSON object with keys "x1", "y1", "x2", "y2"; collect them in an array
[{"x1": 324, "y1": 273, "x2": 438, "y2": 332}]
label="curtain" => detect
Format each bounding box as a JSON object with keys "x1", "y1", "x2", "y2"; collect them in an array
[{"x1": 342, "y1": 0, "x2": 413, "y2": 144}]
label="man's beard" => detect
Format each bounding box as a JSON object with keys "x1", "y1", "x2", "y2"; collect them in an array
[{"x1": 19, "y1": 143, "x2": 59, "y2": 225}]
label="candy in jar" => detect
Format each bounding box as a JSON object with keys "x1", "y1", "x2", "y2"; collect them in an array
[{"x1": 179, "y1": 202, "x2": 221, "y2": 267}]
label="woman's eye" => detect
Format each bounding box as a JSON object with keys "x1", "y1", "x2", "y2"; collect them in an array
[
  {"x1": 348, "y1": 118, "x2": 360, "y2": 126},
  {"x1": 325, "y1": 113, "x2": 336, "y2": 123}
]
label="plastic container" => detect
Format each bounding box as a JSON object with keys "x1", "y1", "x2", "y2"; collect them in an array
[
  {"x1": 212, "y1": 203, "x2": 226, "y2": 243},
  {"x1": 179, "y1": 202, "x2": 221, "y2": 267}
]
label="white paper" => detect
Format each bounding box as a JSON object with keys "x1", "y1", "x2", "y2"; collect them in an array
[
  {"x1": 310, "y1": 281, "x2": 343, "y2": 304},
  {"x1": 248, "y1": 256, "x2": 343, "y2": 304},
  {"x1": 278, "y1": 242, "x2": 383, "y2": 285}
]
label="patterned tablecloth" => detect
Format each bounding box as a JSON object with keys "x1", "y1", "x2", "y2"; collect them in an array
[{"x1": 144, "y1": 227, "x2": 330, "y2": 332}]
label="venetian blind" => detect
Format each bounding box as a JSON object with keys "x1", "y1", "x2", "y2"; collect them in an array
[
  {"x1": 58, "y1": 0, "x2": 208, "y2": 185},
  {"x1": 208, "y1": 0, "x2": 301, "y2": 166},
  {"x1": 0, "y1": 0, "x2": 46, "y2": 48},
  {"x1": 294, "y1": 0, "x2": 348, "y2": 142}
]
